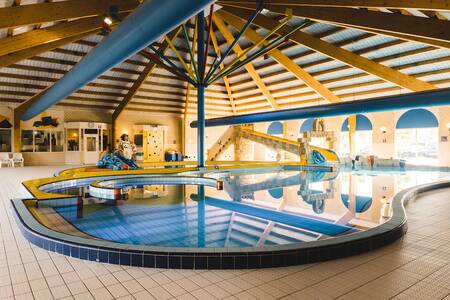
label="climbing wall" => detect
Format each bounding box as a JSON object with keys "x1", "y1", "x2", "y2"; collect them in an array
[{"x1": 144, "y1": 127, "x2": 164, "y2": 162}]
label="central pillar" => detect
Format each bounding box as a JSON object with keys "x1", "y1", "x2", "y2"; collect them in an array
[
  {"x1": 197, "y1": 10, "x2": 206, "y2": 168},
  {"x1": 197, "y1": 84, "x2": 205, "y2": 167}
]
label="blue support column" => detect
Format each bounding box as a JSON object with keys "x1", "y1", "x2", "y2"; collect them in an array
[{"x1": 197, "y1": 11, "x2": 206, "y2": 167}]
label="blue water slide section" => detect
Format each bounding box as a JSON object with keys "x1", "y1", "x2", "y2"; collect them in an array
[
  {"x1": 190, "y1": 88, "x2": 450, "y2": 128},
  {"x1": 21, "y1": 0, "x2": 214, "y2": 120},
  {"x1": 191, "y1": 195, "x2": 357, "y2": 236}
]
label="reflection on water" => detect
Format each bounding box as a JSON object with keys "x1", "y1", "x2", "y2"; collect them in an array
[{"x1": 35, "y1": 169, "x2": 448, "y2": 248}]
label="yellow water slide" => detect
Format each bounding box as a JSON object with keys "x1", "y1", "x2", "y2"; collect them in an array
[{"x1": 207, "y1": 126, "x2": 339, "y2": 163}]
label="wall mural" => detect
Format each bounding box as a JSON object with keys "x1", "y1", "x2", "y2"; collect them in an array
[
  {"x1": 0, "y1": 115, "x2": 12, "y2": 129},
  {"x1": 33, "y1": 113, "x2": 59, "y2": 128}
]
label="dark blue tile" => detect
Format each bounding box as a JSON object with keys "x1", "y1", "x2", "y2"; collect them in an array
[
  {"x1": 307, "y1": 248, "x2": 319, "y2": 263},
  {"x1": 131, "y1": 254, "x2": 143, "y2": 267},
  {"x1": 99, "y1": 251, "x2": 109, "y2": 263},
  {"x1": 207, "y1": 256, "x2": 220, "y2": 269},
  {"x1": 285, "y1": 252, "x2": 297, "y2": 266},
  {"x1": 297, "y1": 249, "x2": 307, "y2": 264},
  {"x1": 247, "y1": 255, "x2": 260, "y2": 269},
  {"x1": 168, "y1": 256, "x2": 181, "y2": 269},
  {"x1": 120, "y1": 253, "x2": 131, "y2": 266},
  {"x1": 56, "y1": 243, "x2": 64, "y2": 254},
  {"x1": 155, "y1": 256, "x2": 168, "y2": 268},
  {"x1": 234, "y1": 256, "x2": 247, "y2": 269},
  {"x1": 88, "y1": 249, "x2": 98, "y2": 261},
  {"x1": 79, "y1": 248, "x2": 88, "y2": 260},
  {"x1": 70, "y1": 246, "x2": 80, "y2": 258},
  {"x1": 42, "y1": 239, "x2": 49, "y2": 251},
  {"x1": 109, "y1": 252, "x2": 120, "y2": 264},
  {"x1": 194, "y1": 256, "x2": 207, "y2": 270},
  {"x1": 181, "y1": 256, "x2": 194, "y2": 269},
  {"x1": 143, "y1": 255, "x2": 155, "y2": 268},
  {"x1": 49, "y1": 241, "x2": 56, "y2": 252},
  {"x1": 261, "y1": 255, "x2": 273, "y2": 268},
  {"x1": 272, "y1": 254, "x2": 285, "y2": 267},
  {"x1": 63, "y1": 244, "x2": 71, "y2": 256},
  {"x1": 221, "y1": 256, "x2": 234, "y2": 269}
]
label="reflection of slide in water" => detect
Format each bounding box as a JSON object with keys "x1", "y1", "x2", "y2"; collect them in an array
[{"x1": 208, "y1": 126, "x2": 339, "y2": 163}]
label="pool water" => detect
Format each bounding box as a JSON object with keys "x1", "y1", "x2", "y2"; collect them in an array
[{"x1": 32, "y1": 169, "x2": 449, "y2": 248}]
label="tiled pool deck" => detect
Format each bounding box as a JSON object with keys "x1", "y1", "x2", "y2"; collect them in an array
[{"x1": 2, "y1": 166, "x2": 450, "y2": 299}]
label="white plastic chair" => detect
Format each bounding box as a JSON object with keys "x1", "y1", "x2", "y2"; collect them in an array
[
  {"x1": 0, "y1": 153, "x2": 12, "y2": 168},
  {"x1": 12, "y1": 153, "x2": 24, "y2": 167}
]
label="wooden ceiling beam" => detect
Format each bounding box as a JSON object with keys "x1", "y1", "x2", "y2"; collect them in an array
[
  {"x1": 218, "y1": 10, "x2": 341, "y2": 103},
  {"x1": 341, "y1": 23, "x2": 450, "y2": 49},
  {"x1": 0, "y1": 17, "x2": 105, "y2": 57},
  {"x1": 222, "y1": 7, "x2": 436, "y2": 92},
  {"x1": 218, "y1": 0, "x2": 450, "y2": 11},
  {"x1": 231, "y1": 45, "x2": 439, "y2": 93},
  {"x1": 0, "y1": 0, "x2": 139, "y2": 29},
  {"x1": 233, "y1": 5, "x2": 450, "y2": 44},
  {"x1": 0, "y1": 31, "x2": 99, "y2": 69},
  {"x1": 208, "y1": 19, "x2": 237, "y2": 114},
  {"x1": 213, "y1": 13, "x2": 279, "y2": 109}
]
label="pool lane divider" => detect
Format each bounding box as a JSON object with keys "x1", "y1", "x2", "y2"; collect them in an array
[{"x1": 190, "y1": 194, "x2": 358, "y2": 236}]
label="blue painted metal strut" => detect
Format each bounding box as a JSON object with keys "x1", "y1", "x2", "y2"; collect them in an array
[
  {"x1": 191, "y1": 88, "x2": 450, "y2": 128},
  {"x1": 21, "y1": 0, "x2": 214, "y2": 121},
  {"x1": 204, "y1": 0, "x2": 264, "y2": 83},
  {"x1": 197, "y1": 11, "x2": 206, "y2": 167}
]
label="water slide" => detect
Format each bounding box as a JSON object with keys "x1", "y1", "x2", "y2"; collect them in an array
[{"x1": 208, "y1": 126, "x2": 339, "y2": 163}]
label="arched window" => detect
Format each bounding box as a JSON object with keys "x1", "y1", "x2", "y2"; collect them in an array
[
  {"x1": 267, "y1": 121, "x2": 283, "y2": 135},
  {"x1": 340, "y1": 114, "x2": 373, "y2": 157},
  {"x1": 395, "y1": 109, "x2": 438, "y2": 165},
  {"x1": 266, "y1": 122, "x2": 283, "y2": 160},
  {"x1": 299, "y1": 119, "x2": 315, "y2": 133}
]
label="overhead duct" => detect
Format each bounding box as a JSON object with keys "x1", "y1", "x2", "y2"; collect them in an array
[
  {"x1": 191, "y1": 88, "x2": 450, "y2": 128},
  {"x1": 21, "y1": 0, "x2": 215, "y2": 120}
]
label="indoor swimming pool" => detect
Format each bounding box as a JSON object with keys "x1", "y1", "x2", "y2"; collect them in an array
[{"x1": 20, "y1": 168, "x2": 448, "y2": 248}]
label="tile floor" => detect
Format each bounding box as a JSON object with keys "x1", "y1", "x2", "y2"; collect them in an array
[{"x1": 1, "y1": 166, "x2": 450, "y2": 299}]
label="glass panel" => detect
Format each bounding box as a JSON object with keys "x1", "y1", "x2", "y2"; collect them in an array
[
  {"x1": 355, "y1": 130, "x2": 372, "y2": 156},
  {"x1": 21, "y1": 130, "x2": 34, "y2": 152},
  {"x1": 102, "y1": 131, "x2": 109, "y2": 151},
  {"x1": 34, "y1": 130, "x2": 50, "y2": 152},
  {"x1": 86, "y1": 137, "x2": 97, "y2": 152},
  {"x1": 0, "y1": 129, "x2": 11, "y2": 152},
  {"x1": 51, "y1": 131, "x2": 64, "y2": 152},
  {"x1": 339, "y1": 132, "x2": 350, "y2": 157},
  {"x1": 396, "y1": 128, "x2": 438, "y2": 165},
  {"x1": 67, "y1": 129, "x2": 79, "y2": 151}
]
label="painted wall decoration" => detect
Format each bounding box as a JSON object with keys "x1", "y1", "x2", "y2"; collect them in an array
[
  {"x1": 0, "y1": 115, "x2": 12, "y2": 128},
  {"x1": 33, "y1": 113, "x2": 59, "y2": 128}
]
